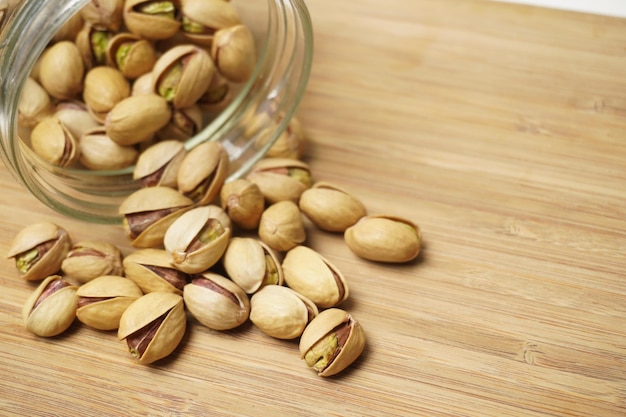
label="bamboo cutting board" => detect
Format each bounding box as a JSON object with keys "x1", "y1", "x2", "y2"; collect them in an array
[{"x1": 1, "y1": 0, "x2": 626, "y2": 416}]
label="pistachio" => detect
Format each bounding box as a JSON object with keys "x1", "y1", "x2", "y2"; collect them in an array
[
  {"x1": 61, "y1": 240, "x2": 124, "y2": 283},
  {"x1": 299, "y1": 308, "x2": 366, "y2": 377},
  {"x1": 131, "y1": 72, "x2": 154, "y2": 96},
  {"x1": 105, "y1": 94, "x2": 171, "y2": 146},
  {"x1": 80, "y1": 0, "x2": 124, "y2": 32},
  {"x1": 75, "y1": 23, "x2": 114, "y2": 69},
  {"x1": 83, "y1": 66, "x2": 131, "y2": 122},
  {"x1": 152, "y1": 44, "x2": 216, "y2": 109},
  {"x1": 258, "y1": 201, "x2": 306, "y2": 252},
  {"x1": 157, "y1": 104, "x2": 203, "y2": 141},
  {"x1": 118, "y1": 292, "x2": 187, "y2": 364},
  {"x1": 344, "y1": 215, "x2": 421, "y2": 263},
  {"x1": 133, "y1": 140, "x2": 187, "y2": 188},
  {"x1": 55, "y1": 101, "x2": 101, "y2": 140},
  {"x1": 197, "y1": 72, "x2": 230, "y2": 112},
  {"x1": 119, "y1": 186, "x2": 194, "y2": 248},
  {"x1": 219, "y1": 178, "x2": 264, "y2": 230},
  {"x1": 7, "y1": 222, "x2": 71, "y2": 281},
  {"x1": 163, "y1": 205, "x2": 232, "y2": 274},
  {"x1": 123, "y1": 0, "x2": 181, "y2": 40},
  {"x1": 22, "y1": 275, "x2": 78, "y2": 337},
  {"x1": 79, "y1": 127, "x2": 139, "y2": 170},
  {"x1": 30, "y1": 116, "x2": 80, "y2": 167},
  {"x1": 38, "y1": 41, "x2": 84, "y2": 100},
  {"x1": 246, "y1": 158, "x2": 312, "y2": 204},
  {"x1": 222, "y1": 237, "x2": 283, "y2": 294},
  {"x1": 52, "y1": 10, "x2": 84, "y2": 42},
  {"x1": 107, "y1": 32, "x2": 158, "y2": 80},
  {"x1": 282, "y1": 245, "x2": 349, "y2": 308},
  {"x1": 257, "y1": 116, "x2": 307, "y2": 160},
  {"x1": 18, "y1": 77, "x2": 54, "y2": 128},
  {"x1": 299, "y1": 182, "x2": 367, "y2": 232},
  {"x1": 76, "y1": 275, "x2": 143, "y2": 330},
  {"x1": 123, "y1": 248, "x2": 191, "y2": 295},
  {"x1": 179, "y1": 0, "x2": 241, "y2": 47},
  {"x1": 183, "y1": 272, "x2": 250, "y2": 331},
  {"x1": 250, "y1": 285, "x2": 318, "y2": 340},
  {"x1": 177, "y1": 141, "x2": 228, "y2": 205},
  {"x1": 210, "y1": 24, "x2": 256, "y2": 83}
]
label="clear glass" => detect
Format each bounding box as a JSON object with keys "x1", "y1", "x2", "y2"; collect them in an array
[{"x1": 0, "y1": 0, "x2": 313, "y2": 223}]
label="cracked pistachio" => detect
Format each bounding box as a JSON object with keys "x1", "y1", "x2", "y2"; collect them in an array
[
  {"x1": 258, "y1": 201, "x2": 306, "y2": 252},
  {"x1": 157, "y1": 104, "x2": 203, "y2": 141},
  {"x1": 79, "y1": 126, "x2": 139, "y2": 170},
  {"x1": 299, "y1": 182, "x2": 367, "y2": 233},
  {"x1": 177, "y1": 141, "x2": 228, "y2": 205},
  {"x1": 123, "y1": 248, "x2": 191, "y2": 295},
  {"x1": 197, "y1": 72, "x2": 231, "y2": 112},
  {"x1": 119, "y1": 186, "x2": 194, "y2": 248},
  {"x1": 282, "y1": 245, "x2": 349, "y2": 309},
  {"x1": 18, "y1": 77, "x2": 54, "y2": 128},
  {"x1": 222, "y1": 237, "x2": 283, "y2": 294},
  {"x1": 105, "y1": 94, "x2": 171, "y2": 146},
  {"x1": 76, "y1": 275, "x2": 143, "y2": 330},
  {"x1": 183, "y1": 272, "x2": 250, "y2": 331},
  {"x1": 179, "y1": 0, "x2": 241, "y2": 47},
  {"x1": 299, "y1": 308, "x2": 366, "y2": 377},
  {"x1": 22, "y1": 275, "x2": 78, "y2": 337},
  {"x1": 152, "y1": 44, "x2": 215, "y2": 109},
  {"x1": 55, "y1": 101, "x2": 101, "y2": 140},
  {"x1": 38, "y1": 41, "x2": 84, "y2": 100},
  {"x1": 52, "y1": 10, "x2": 84, "y2": 42},
  {"x1": 118, "y1": 292, "x2": 186, "y2": 364},
  {"x1": 83, "y1": 66, "x2": 131, "y2": 122},
  {"x1": 80, "y1": 0, "x2": 124, "y2": 32},
  {"x1": 211, "y1": 24, "x2": 256, "y2": 83},
  {"x1": 133, "y1": 140, "x2": 187, "y2": 188},
  {"x1": 30, "y1": 116, "x2": 80, "y2": 167},
  {"x1": 75, "y1": 22, "x2": 114, "y2": 69},
  {"x1": 250, "y1": 285, "x2": 318, "y2": 340},
  {"x1": 246, "y1": 158, "x2": 312, "y2": 204},
  {"x1": 219, "y1": 178, "x2": 264, "y2": 230},
  {"x1": 61, "y1": 240, "x2": 124, "y2": 283},
  {"x1": 344, "y1": 215, "x2": 421, "y2": 263},
  {"x1": 123, "y1": 0, "x2": 181, "y2": 40},
  {"x1": 164, "y1": 205, "x2": 231, "y2": 274},
  {"x1": 7, "y1": 222, "x2": 71, "y2": 282},
  {"x1": 107, "y1": 32, "x2": 158, "y2": 80}
]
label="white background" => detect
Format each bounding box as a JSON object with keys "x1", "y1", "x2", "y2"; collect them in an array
[{"x1": 494, "y1": 0, "x2": 626, "y2": 18}]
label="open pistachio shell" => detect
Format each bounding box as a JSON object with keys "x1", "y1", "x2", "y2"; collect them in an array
[
  {"x1": 75, "y1": 23, "x2": 114, "y2": 69},
  {"x1": 76, "y1": 275, "x2": 143, "y2": 330},
  {"x1": 299, "y1": 308, "x2": 366, "y2": 377},
  {"x1": 179, "y1": 0, "x2": 241, "y2": 47},
  {"x1": 299, "y1": 182, "x2": 367, "y2": 233},
  {"x1": 61, "y1": 240, "x2": 124, "y2": 283},
  {"x1": 344, "y1": 215, "x2": 421, "y2": 263},
  {"x1": 30, "y1": 116, "x2": 80, "y2": 167},
  {"x1": 107, "y1": 32, "x2": 157, "y2": 80},
  {"x1": 246, "y1": 158, "x2": 312, "y2": 204},
  {"x1": 282, "y1": 245, "x2": 349, "y2": 308},
  {"x1": 222, "y1": 237, "x2": 283, "y2": 294},
  {"x1": 22, "y1": 275, "x2": 78, "y2": 337},
  {"x1": 177, "y1": 141, "x2": 228, "y2": 205},
  {"x1": 123, "y1": 0, "x2": 181, "y2": 40},
  {"x1": 157, "y1": 105, "x2": 203, "y2": 141},
  {"x1": 118, "y1": 292, "x2": 187, "y2": 364},
  {"x1": 55, "y1": 101, "x2": 101, "y2": 140},
  {"x1": 123, "y1": 248, "x2": 191, "y2": 295},
  {"x1": 133, "y1": 140, "x2": 187, "y2": 188},
  {"x1": 7, "y1": 222, "x2": 71, "y2": 281}
]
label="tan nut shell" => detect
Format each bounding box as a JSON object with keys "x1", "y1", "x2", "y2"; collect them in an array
[
  {"x1": 299, "y1": 182, "x2": 367, "y2": 232},
  {"x1": 18, "y1": 77, "x2": 54, "y2": 128},
  {"x1": 222, "y1": 237, "x2": 284, "y2": 294},
  {"x1": 30, "y1": 116, "x2": 80, "y2": 167},
  {"x1": 211, "y1": 24, "x2": 256, "y2": 83},
  {"x1": 133, "y1": 140, "x2": 187, "y2": 188},
  {"x1": 344, "y1": 215, "x2": 421, "y2": 263},
  {"x1": 250, "y1": 285, "x2": 318, "y2": 340},
  {"x1": 107, "y1": 32, "x2": 157, "y2": 79},
  {"x1": 22, "y1": 275, "x2": 78, "y2": 337},
  {"x1": 180, "y1": 0, "x2": 241, "y2": 46},
  {"x1": 123, "y1": 248, "x2": 190, "y2": 295},
  {"x1": 61, "y1": 240, "x2": 124, "y2": 283},
  {"x1": 83, "y1": 66, "x2": 131, "y2": 115},
  {"x1": 76, "y1": 275, "x2": 143, "y2": 330},
  {"x1": 79, "y1": 127, "x2": 139, "y2": 170},
  {"x1": 177, "y1": 141, "x2": 228, "y2": 205},
  {"x1": 299, "y1": 308, "x2": 366, "y2": 377},
  {"x1": 183, "y1": 273, "x2": 250, "y2": 331},
  {"x1": 7, "y1": 222, "x2": 71, "y2": 281},
  {"x1": 123, "y1": 0, "x2": 181, "y2": 40},
  {"x1": 118, "y1": 292, "x2": 187, "y2": 364},
  {"x1": 105, "y1": 94, "x2": 171, "y2": 146},
  {"x1": 164, "y1": 205, "x2": 231, "y2": 274},
  {"x1": 258, "y1": 201, "x2": 306, "y2": 252},
  {"x1": 219, "y1": 179, "x2": 264, "y2": 230},
  {"x1": 282, "y1": 246, "x2": 349, "y2": 308},
  {"x1": 246, "y1": 158, "x2": 312, "y2": 204},
  {"x1": 38, "y1": 41, "x2": 84, "y2": 100}
]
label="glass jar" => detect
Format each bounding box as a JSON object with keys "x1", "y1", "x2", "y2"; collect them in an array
[{"x1": 0, "y1": 0, "x2": 313, "y2": 223}]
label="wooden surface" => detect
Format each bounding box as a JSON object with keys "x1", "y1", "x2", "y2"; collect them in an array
[{"x1": 2, "y1": 0, "x2": 626, "y2": 415}]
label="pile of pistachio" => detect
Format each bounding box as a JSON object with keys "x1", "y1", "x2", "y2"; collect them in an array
[{"x1": 19, "y1": 0, "x2": 256, "y2": 169}]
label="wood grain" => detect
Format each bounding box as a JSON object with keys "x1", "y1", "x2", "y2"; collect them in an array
[{"x1": 1, "y1": 0, "x2": 626, "y2": 416}]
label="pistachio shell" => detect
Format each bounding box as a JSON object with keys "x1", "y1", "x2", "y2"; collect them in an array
[
  {"x1": 118, "y1": 292, "x2": 187, "y2": 364},
  {"x1": 258, "y1": 201, "x2": 306, "y2": 252},
  {"x1": 22, "y1": 275, "x2": 78, "y2": 337},
  {"x1": 131, "y1": 72, "x2": 154, "y2": 96},
  {"x1": 250, "y1": 285, "x2": 317, "y2": 340},
  {"x1": 299, "y1": 182, "x2": 367, "y2": 232},
  {"x1": 105, "y1": 94, "x2": 171, "y2": 146},
  {"x1": 38, "y1": 41, "x2": 84, "y2": 100},
  {"x1": 79, "y1": 127, "x2": 139, "y2": 170},
  {"x1": 211, "y1": 24, "x2": 256, "y2": 83},
  {"x1": 180, "y1": 0, "x2": 241, "y2": 47},
  {"x1": 52, "y1": 10, "x2": 84, "y2": 42},
  {"x1": 177, "y1": 141, "x2": 228, "y2": 205},
  {"x1": 80, "y1": 0, "x2": 124, "y2": 32},
  {"x1": 61, "y1": 240, "x2": 124, "y2": 283},
  {"x1": 7, "y1": 222, "x2": 71, "y2": 281},
  {"x1": 123, "y1": 0, "x2": 181, "y2": 40},
  {"x1": 18, "y1": 77, "x2": 54, "y2": 128},
  {"x1": 75, "y1": 23, "x2": 114, "y2": 69},
  {"x1": 282, "y1": 246, "x2": 349, "y2": 308},
  {"x1": 123, "y1": 248, "x2": 190, "y2": 295},
  {"x1": 83, "y1": 66, "x2": 131, "y2": 115},
  {"x1": 183, "y1": 272, "x2": 250, "y2": 331},
  {"x1": 107, "y1": 32, "x2": 158, "y2": 79},
  {"x1": 261, "y1": 116, "x2": 307, "y2": 159},
  {"x1": 246, "y1": 158, "x2": 312, "y2": 204},
  {"x1": 157, "y1": 105, "x2": 203, "y2": 141},
  {"x1": 299, "y1": 308, "x2": 366, "y2": 377},
  {"x1": 219, "y1": 179, "x2": 264, "y2": 230},
  {"x1": 344, "y1": 215, "x2": 421, "y2": 263},
  {"x1": 76, "y1": 275, "x2": 143, "y2": 330},
  {"x1": 55, "y1": 101, "x2": 101, "y2": 140},
  {"x1": 163, "y1": 205, "x2": 231, "y2": 274},
  {"x1": 222, "y1": 237, "x2": 284, "y2": 294},
  {"x1": 133, "y1": 140, "x2": 187, "y2": 188},
  {"x1": 30, "y1": 116, "x2": 80, "y2": 167}
]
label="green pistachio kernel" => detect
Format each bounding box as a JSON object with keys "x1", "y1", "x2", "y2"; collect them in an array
[
  {"x1": 263, "y1": 254, "x2": 279, "y2": 286},
  {"x1": 181, "y1": 16, "x2": 209, "y2": 34},
  {"x1": 288, "y1": 168, "x2": 312, "y2": 187},
  {"x1": 115, "y1": 43, "x2": 133, "y2": 70},
  {"x1": 138, "y1": 1, "x2": 176, "y2": 19},
  {"x1": 158, "y1": 63, "x2": 183, "y2": 102},
  {"x1": 304, "y1": 333, "x2": 339, "y2": 372},
  {"x1": 91, "y1": 30, "x2": 111, "y2": 65},
  {"x1": 16, "y1": 248, "x2": 39, "y2": 273}
]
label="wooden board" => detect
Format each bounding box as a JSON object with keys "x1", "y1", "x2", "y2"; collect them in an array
[{"x1": 1, "y1": 0, "x2": 626, "y2": 415}]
